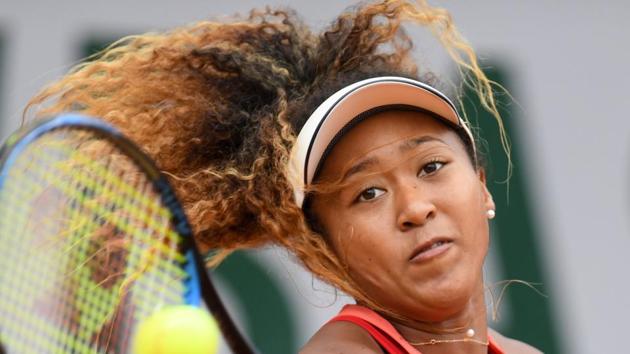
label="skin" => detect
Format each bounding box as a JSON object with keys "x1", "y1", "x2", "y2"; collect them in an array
[{"x1": 300, "y1": 110, "x2": 541, "y2": 354}]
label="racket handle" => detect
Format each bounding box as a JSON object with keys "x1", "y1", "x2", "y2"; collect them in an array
[{"x1": 192, "y1": 247, "x2": 260, "y2": 354}]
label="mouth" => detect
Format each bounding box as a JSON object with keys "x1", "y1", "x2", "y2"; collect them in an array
[{"x1": 409, "y1": 237, "x2": 453, "y2": 263}]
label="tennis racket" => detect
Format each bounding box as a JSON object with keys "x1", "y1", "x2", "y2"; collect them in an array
[{"x1": 0, "y1": 113, "x2": 257, "y2": 354}]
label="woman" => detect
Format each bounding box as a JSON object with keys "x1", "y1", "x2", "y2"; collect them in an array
[
  {"x1": 26, "y1": 0, "x2": 541, "y2": 352},
  {"x1": 295, "y1": 77, "x2": 540, "y2": 353}
]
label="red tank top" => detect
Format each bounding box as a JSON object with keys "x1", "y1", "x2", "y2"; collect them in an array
[{"x1": 328, "y1": 305, "x2": 505, "y2": 354}]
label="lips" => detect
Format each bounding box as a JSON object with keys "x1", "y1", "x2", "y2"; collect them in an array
[{"x1": 409, "y1": 237, "x2": 453, "y2": 263}]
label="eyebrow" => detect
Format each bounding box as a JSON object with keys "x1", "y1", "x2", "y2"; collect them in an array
[
  {"x1": 341, "y1": 135, "x2": 446, "y2": 182},
  {"x1": 399, "y1": 136, "x2": 446, "y2": 152}
]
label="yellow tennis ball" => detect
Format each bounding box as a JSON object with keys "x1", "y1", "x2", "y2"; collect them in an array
[{"x1": 133, "y1": 305, "x2": 220, "y2": 354}]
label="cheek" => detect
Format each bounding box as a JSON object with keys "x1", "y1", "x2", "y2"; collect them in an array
[
  {"x1": 330, "y1": 216, "x2": 381, "y2": 265},
  {"x1": 326, "y1": 213, "x2": 402, "y2": 290},
  {"x1": 449, "y1": 177, "x2": 490, "y2": 258}
]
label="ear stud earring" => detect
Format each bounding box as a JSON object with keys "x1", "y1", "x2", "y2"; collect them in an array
[{"x1": 486, "y1": 209, "x2": 496, "y2": 219}]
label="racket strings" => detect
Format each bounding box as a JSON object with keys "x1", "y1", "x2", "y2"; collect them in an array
[{"x1": 0, "y1": 128, "x2": 188, "y2": 353}]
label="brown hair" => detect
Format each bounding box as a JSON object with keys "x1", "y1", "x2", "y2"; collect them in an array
[{"x1": 25, "y1": 0, "x2": 507, "y2": 315}]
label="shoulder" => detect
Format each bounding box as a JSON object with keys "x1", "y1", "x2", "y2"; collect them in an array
[
  {"x1": 299, "y1": 320, "x2": 383, "y2": 354},
  {"x1": 489, "y1": 328, "x2": 543, "y2": 354}
]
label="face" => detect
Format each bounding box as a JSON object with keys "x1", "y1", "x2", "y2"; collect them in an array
[{"x1": 311, "y1": 110, "x2": 495, "y2": 322}]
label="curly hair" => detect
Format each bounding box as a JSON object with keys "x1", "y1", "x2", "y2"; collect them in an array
[{"x1": 25, "y1": 0, "x2": 508, "y2": 315}]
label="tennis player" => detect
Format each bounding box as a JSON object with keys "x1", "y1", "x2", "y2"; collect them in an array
[{"x1": 26, "y1": 1, "x2": 541, "y2": 353}]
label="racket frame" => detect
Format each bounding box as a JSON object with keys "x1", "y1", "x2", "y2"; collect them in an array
[{"x1": 0, "y1": 113, "x2": 256, "y2": 354}]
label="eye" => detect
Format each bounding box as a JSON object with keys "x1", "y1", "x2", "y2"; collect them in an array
[
  {"x1": 418, "y1": 160, "x2": 445, "y2": 177},
  {"x1": 357, "y1": 187, "x2": 386, "y2": 202}
]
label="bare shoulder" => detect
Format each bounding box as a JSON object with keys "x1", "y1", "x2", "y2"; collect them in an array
[
  {"x1": 300, "y1": 320, "x2": 383, "y2": 354},
  {"x1": 489, "y1": 328, "x2": 543, "y2": 354}
]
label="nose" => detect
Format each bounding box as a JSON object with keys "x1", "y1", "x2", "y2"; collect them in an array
[{"x1": 395, "y1": 182, "x2": 436, "y2": 231}]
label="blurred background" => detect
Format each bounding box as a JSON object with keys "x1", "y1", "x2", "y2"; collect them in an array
[{"x1": 0, "y1": 1, "x2": 628, "y2": 353}]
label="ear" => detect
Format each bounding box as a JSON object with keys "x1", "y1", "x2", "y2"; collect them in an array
[{"x1": 477, "y1": 168, "x2": 495, "y2": 212}]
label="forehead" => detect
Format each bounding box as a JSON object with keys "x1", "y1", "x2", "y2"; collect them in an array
[{"x1": 317, "y1": 110, "x2": 465, "y2": 178}]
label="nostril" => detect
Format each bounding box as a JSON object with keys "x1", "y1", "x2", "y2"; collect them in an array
[{"x1": 399, "y1": 209, "x2": 435, "y2": 230}]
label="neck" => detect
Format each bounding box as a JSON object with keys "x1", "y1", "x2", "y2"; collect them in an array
[{"x1": 384, "y1": 280, "x2": 489, "y2": 354}]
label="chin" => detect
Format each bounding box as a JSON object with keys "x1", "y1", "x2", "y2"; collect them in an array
[{"x1": 408, "y1": 271, "x2": 481, "y2": 321}]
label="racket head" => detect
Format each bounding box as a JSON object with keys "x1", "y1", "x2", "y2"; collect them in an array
[{"x1": 0, "y1": 113, "x2": 201, "y2": 353}]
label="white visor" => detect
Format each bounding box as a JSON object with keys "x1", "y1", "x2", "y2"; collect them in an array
[{"x1": 288, "y1": 76, "x2": 474, "y2": 207}]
